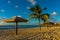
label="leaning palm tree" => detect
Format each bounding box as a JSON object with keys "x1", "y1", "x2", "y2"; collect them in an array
[{"x1": 29, "y1": 5, "x2": 47, "y2": 27}]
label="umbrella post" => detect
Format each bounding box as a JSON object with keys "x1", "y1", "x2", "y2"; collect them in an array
[{"x1": 16, "y1": 21, "x2": 18, "y2": 35}]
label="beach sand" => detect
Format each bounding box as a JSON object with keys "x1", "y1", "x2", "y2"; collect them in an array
[{"x1": 0, "y1": 27, "x2": 60, "y2": 40}]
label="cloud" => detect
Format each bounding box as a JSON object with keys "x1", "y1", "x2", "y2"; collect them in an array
[
  {"x1": 12, "y1": 15, "x2": 23, "y2": 18},
  {"x1": 0, "y1": 17, "x2": 6, "y2": 20},
  {"x1": 0, "y1": 17, "x2": 7, "y2": 25},
  {"x1": 15, "y1": 5, "x2": 19, "y2": 8},
  {"x1": 17, "y1": 15, "x2": 23, "y2": 18},
  {"x1": 51, "y1": 12, "x2": 57, "y2": 16},
  {"x1": 26, "y1": 6, "x2": 30, "y2": 9},
  {"x1": 31, "y1": 1, "x2": 36, "y2": 5},
  {"x1": 8, "y1": 0, "x2": 11, "y2": 4},
  {"x1": 0, "y1": 17, "x2": 2, "y2": 20},
  {"x1": 28, "y1": 0, "x2": 37, "y2": 5},
  {"x1": 28, "y1": 0, "x2": 34, "y2": 2},
  {"x1": 2, "y1": 17, "x2": 6, "y2": 19},
  {"x1": 0, "y1": 9, "x2": 5, "y2": 13}
]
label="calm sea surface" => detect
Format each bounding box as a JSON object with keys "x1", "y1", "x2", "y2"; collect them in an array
[{"x1": 0, "y1": 25, "x2": 39, "y2": 30}]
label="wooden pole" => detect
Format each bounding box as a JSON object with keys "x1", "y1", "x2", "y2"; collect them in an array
[{"x1": 16, "y1": 21, "x2": 18, "y2": 35}]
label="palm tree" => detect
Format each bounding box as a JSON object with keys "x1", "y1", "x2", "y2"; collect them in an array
[{"x1": 29, "y1": 5, "x2": 46, "y2": 27}]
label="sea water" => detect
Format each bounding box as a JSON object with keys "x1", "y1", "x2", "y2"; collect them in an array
[{"x1": 0, "y1": 25, "x2": 38, "y2": 30}]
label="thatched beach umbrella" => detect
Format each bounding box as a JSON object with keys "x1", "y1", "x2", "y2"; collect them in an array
[{"x1": 3, "y1": 16, "x2": 28, "y2": 35}]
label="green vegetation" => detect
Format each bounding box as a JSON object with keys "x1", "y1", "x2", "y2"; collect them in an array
[
  {"x1": 41, "y1": 14, "x2": 49, "y2": 23},
  {"x1": 29, "y1": 5, "x2": 49, "y2": 27}
]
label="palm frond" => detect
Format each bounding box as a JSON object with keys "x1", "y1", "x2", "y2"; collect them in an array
[
  {"x1": 35, "y1": 5, "x2": 42, "y2": 13},
  {"x1": 41, "y1": 14, "x2": 50, "y2": 22},
  {"x1": 30, "y1": 7, "x2": 35, "y2": 11},
  {"x1": 28, "y1": 14, "x2": 37, "y2": 20},
  {"x1": 41, "y1": 14, "x2": 49, "y2": 17},
  {"x1": 29, "y1": 14, "x2": 37, "y2": 17},
  {"x1": 30, "y1": 5, "x2": 42, "y2": 14},
  {"x1": 43, "y1": 8, "x2": 47, "y2": 10},
  {"x1": 28, "y1": 17, "x2": 31, "y2": 21}
]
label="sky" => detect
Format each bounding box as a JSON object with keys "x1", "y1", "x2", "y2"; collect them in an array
[{"x1": 0, "y1": 0, "x2": 60, "y2": 25}]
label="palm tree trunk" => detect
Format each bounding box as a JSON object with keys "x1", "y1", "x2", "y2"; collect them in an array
[
  {"x1": 38, "y1": 18, "x2": 41, "y2": 30},
  {"x1": 16, "y1": 21, "x2": 18, "y2": 35},
  {"x1": 38, "y1": 18, "x2": 40, "y2": 26},
  {"x1": 44, "y1": 20, "x2": 45, "y2": 23}
]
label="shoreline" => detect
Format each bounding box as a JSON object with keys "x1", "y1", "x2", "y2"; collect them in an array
[{"x1": 0, "y1": 27, "x2": 60, "y2": 32}]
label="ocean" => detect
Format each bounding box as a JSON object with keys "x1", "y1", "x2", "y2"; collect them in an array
[{"x1": 0, "y1": 25, "x2": 39, "y2": 30}]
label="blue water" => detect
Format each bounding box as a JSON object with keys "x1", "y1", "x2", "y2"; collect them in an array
[{"x1": 0, "y1": 25, "x2": 39, "y2": 30}]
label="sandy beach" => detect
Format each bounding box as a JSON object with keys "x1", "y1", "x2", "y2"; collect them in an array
[{"x1": 0, "y1": 27, "x2": 60, "y2": 40}]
